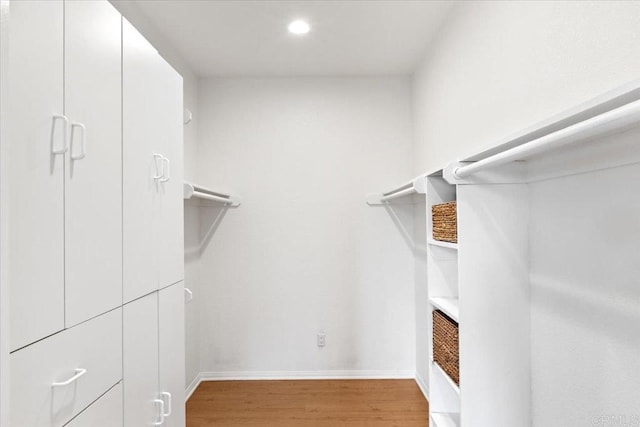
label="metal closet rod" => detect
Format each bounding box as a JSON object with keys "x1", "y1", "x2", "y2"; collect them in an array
[
  {"x1": 191, "y1": 191, "x2": 232, "y2": 204},
  {"x1": 380, "y1": 186, "x2": 416, "y2": 202},
  {"x1": 453, "y1": 98, "x2": 640, "y2": 179}
]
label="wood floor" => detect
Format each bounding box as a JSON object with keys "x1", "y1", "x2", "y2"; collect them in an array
[{"x1": 186, "y1": 379, "x2": 429, "y2": 427}]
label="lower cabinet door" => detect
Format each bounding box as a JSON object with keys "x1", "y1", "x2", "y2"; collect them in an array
[
  {"x1": 65, "y1": 382, "x2": 123, "y2": 427},
  {"x1": 123, "y1": 292, "x2": 161, "y2": 427},
  {"x1": 159, "y1": 282, "x2": 186, "y2": 427},
  {"x1": 10, "y1": 309, "x2": 122, "y2": 427}
]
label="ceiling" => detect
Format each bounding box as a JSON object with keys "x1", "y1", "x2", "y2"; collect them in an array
[{"x1": 114, "y1": 0, "x2": 454, "y2": 77}]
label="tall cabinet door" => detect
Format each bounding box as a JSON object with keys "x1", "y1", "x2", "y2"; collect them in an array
[
  {"x1": 122, "y1": 19, "x2": 164, "y2": 303},
  {"x1": 124, "y1": 293, "x2": 160, "y2": 427},
  {"x1": 8, "y1": 0, "x2": 65, "y2": 350},
  {"x1": 64, "y1": 0, "x2": 122, "y2": 327},
  {"x1": 158, "y1": 66, "x2": 184, "y2": 290},
  {"x1": 159, "y1": 282, "x2": 186, "y2": 427}
]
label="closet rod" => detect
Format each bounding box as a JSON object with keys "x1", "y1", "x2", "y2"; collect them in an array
[
  {"x1": 380, "y1": 186, "x2": 416, "y2": 201},
  {"x1": 191, "y1": 191, "x2": 233, "y2": 204},
  {"x1": 453, "y1": 98, "x2": 640, "y2": 179}
]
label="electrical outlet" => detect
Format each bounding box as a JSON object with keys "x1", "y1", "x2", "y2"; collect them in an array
[{"x1": 317, "y1": 332, "x2": 326, "y2": 347}]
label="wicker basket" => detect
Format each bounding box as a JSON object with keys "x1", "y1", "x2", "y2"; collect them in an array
[
  {"x1": 432, "y1": 201, "x2": 457, "y2": 243},
  {"x1": 433, "y1": 309, "x2": 459, "y2": 385}
]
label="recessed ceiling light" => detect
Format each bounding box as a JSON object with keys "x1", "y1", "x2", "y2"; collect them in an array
[{"x1": 288, "y1": 20, "x2": 310, "y2": 35}]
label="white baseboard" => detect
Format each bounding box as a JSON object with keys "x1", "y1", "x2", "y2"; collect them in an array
[
  {"x1": 415, "y1": 371, "x2": 429, "y2": 401},
  {"x1": 185, "y1": 369, "x2": 415, "y2": 402},
  {"x1": 185, "y1": 374, "x2": 203, "y2": 402}
]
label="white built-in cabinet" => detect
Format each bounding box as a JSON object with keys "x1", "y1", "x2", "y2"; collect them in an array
[
  {"x1": 124, "y1": 282, "x2": 185, "y2": 427},
  {"x1": 7, "y1": 0, "x2": 65, "y2": 352},
  {"x1": 63, "y1": 0, "x2": 123, "y2": 329},
  {"x1": 121, "y1": 19, "x2": 185, "y2": 424},
  {"x1": 6, "y1": 1, "x2": 185, "y2": 426},
  {"x1": 10, "y1": 308, "x2": 123, "y2": 426},
  {"x1": 66, "y1": 383, "x2": 124, "y2": 427},
  {"x1": 8, "y1": 0, "x2": 122, "y2": 351},
  {"x1": 124, "y1": 293, "x2": 161, "y2": 426},
  {"x1": 159, "y1": 282, "x2": 187, "y2": 427},
  {"x1": 123, "y1": 18, "x2": 184, "y2": 304}
]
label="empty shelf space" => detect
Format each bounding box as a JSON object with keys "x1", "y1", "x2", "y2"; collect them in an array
[
  {"x1": 428, "y1": 238, "x2": 458, "y2": 250},
  {"x1": 429, "y1": 297, "x2": 459, "y2": 322},
  {"x1": 432, "y1": 361, "x2": 460, "y2": 396},
  {"x1": 431, "y1": 412, "x2": 461, "y2": 427}
]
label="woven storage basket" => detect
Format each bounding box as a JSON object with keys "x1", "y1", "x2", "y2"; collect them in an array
[
  {"x1": 433, "y1": 309, "x2": 459, "y2": 385},
  {"x1": 432, "y1": 201, "x2": 457, "y2": 243}
]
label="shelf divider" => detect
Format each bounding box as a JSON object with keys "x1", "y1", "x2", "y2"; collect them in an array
[
  {"x1": 431, "y1": 412, "x2": 461, "y2": 427},
  {"x1": 429, "y1": 297, "x2": 459, "y2": 322},
  {"x1": 428, "y1": 238, "x2": 458, "y2": 250}
]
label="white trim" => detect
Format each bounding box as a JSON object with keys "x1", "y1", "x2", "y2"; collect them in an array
[
  {"x1": 0, "y1": 2, "x2": 10, "y2": 425},
  {"x1": 185, "y1": 369, "x2": 415, "y2": 402},
  {"x1": 415, "y1": 371, "x2": 430, "y2": 401},
  {"x1": 185, "y1": 374, "x2": 203, "y2": 402},
  {"x1": 199, "y1": 369, "x2": 415, "y2": 381}
]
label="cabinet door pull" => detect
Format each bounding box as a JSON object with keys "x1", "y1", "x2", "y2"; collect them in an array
[
  {"x1": 70, "y1": 122, "x2": 87, "y2": 160},
  {"x1": 153, "y1": 153, "x2": 164, "y2": 181},
  {"x1": 184, "y1": 288, "x2": 193, "y2": 303},
  {"x1": 161, "y1": 391, "x2": 172, "y2": 416},
  {"x1": 152, "y1": 398, "x2": 165, "y2": 425},
  {"x1": 160, "y1": 156, "x2": 170, "y2": 183},
  {"x1": 51, "y1": 368, "x2": 86, "y2": 387},
  {"x1": 51, "y1": 114, "x2": 69, "y2": 155}
]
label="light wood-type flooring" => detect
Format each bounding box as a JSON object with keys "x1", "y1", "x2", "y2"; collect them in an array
[{"x1": 186, "y1": 379, "x2": 429, "y2": 427}]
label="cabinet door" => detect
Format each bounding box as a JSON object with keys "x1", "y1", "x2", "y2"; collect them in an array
[
  {"x1": 158, "y1": 66, "x2": 184, "y2": 290},
  {"x1": 122, "y1": 18, "x2": 163, "y2": 303},
  {"x1": 123, "y1": 293, "x2": 160, "y2": 427},
  {"x1": 66, "y1": 383, "x2": 123, "y2": 427},
  {"x1": 64, "y1": 0, "x2": 122, "y2": 327},
  {"x1": 8, "y1": 0, "x2": 65, "y2": 350},
  {"x1": 159, "y1": 282, "x2": 186, "y2": 427}
]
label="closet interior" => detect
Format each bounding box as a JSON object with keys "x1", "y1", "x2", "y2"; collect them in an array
[{"x1": 1, "y1": 1, "x2": 640, "y2": 427}]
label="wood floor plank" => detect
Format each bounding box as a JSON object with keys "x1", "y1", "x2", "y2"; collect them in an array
[{"x1": 187, "y1": 379, "x2": 429, "y2": 427}]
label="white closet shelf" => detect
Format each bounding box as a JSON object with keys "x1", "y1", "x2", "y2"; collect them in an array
[
  {"x1": 427, "y1": 238, "x2": 458, "y2": 251},
  {"x1": 429, "y1": 297, "x2": 459, "y2": 322},
  {"x1": 366, "y1": 175, "x2": 426, "y2": 205},
  {"x1": 183, "y1": 182, "x2": 241, "y2": 207},
  {"x1": 431, "y1": 413, "x2": 461, "y2": 427}
]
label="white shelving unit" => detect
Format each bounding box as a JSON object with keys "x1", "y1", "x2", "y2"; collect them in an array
[
  {"x1": 426, "y1": 166, "x2": 531, "y2": 427},
  {"x1": 425, "y1": 83, "x2": 640, "y2": 427},
  {"x1": 424, "y1": 145, "x2": 533, "y2": 427},
  {"x1": 426, "y1": 172, "x2": 460, "y2": 421}
]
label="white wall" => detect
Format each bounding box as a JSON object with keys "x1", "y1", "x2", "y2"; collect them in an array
[
  {"x1": 412, "y1": 0, "x2": 640, "y2": 175},
  {"x1": 411, "y1": 0, "x2": 640, "y2": 422},
  {"x1": 194, "y1": 77, "x2": 416, "y2": 377}
]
